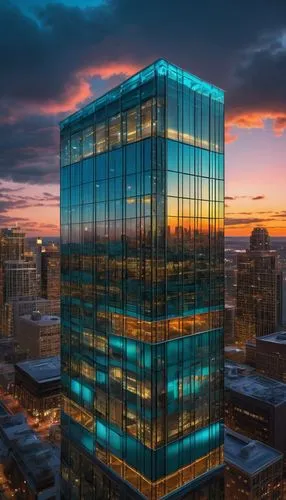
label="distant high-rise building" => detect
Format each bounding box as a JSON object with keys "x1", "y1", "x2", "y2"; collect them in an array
[
  {"x1": 225, "y1": 304, "x2": 236, "y2": 345},
  {"x1": 225, "y1": 427, "x2": 283, "y2": 500},
  {"x1": 0, "y1": 226, "x2": 25, "y2": 263},
  {"x1": 60, "y1": 59, "x2": 225, "y2": 499},
  {"x1": 36, "y1": 237, "x2": 43, "y2": 294},
  {"x1": 0, "y1": 260, "x2": 37, "y2": 337},
  {"x1": 0, "y1": 226, "x2": 26, "y2": 309},
  {"x1": 250, "y1": 227, "x2": 270, "y2": 251},
  {"x1": 3, "y1": 261, "x2": 37, "y2": 302},
  {"x1": 41, "y1": 244, "x2": 60, "y2": 300},
  {"x1": 236, "y1": 228, "x2": 282, "y2": 344}
]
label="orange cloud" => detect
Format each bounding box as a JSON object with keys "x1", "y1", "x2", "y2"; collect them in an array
[
  {"x1": 40, "y1": 78, "x2": 92, "y2": 114},
  {"x1": 226, "y1": 111, "x2": 286, "y2": 143},
  {"x1": 225, "y1": 126, "x2": 238, "y2": 144},
  {"x1": 39, "y1": 62, "x2": 140, "y2": 115}
]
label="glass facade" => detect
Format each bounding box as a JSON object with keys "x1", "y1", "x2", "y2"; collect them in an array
[{"x1": 60, "y1": 59, "x2": 224, "y2": 499}]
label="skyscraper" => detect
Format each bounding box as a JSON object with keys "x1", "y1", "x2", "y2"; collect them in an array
[
  {"x1": 40, "y1": 243, "x2": 60, "y2": 300},
  {"x1": 0, "y1": 226, "x2": 26, "y2": 309},
  {"x1": 0, "y1": 226, "x2": 25, "y2": 262},
  {"x1": 236, "y1": 228, "x2": 282, "y2": 344},
  {"x1": 250, "y1": 227, "x2": 270, "y2": 251},
  {"x1": 60, "y1": 59, "x2": 224, "y2": 499}
]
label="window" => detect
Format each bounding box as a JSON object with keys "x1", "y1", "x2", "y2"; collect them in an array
[
  {"x1": 109, "y1": 114, "x2": 121, "y2": 149},
  {"x1": 83, "y1": 126, "x2": 94, "y2": 158},
  {"x1": 141, "y1": 100, "x2": 152, "y2": 138},
  {"x1": 61, "y1": 136, "x2": 70, "y2": 167},
  {"x1": 126, "y1": 107, "x2": 137, "y2": 143},
  {"x1": 96, "y1": 123, "x2": 107, "y2": 154},
  {"x1": 71, "y1": 132, "x2": 82, "y2": 163}
]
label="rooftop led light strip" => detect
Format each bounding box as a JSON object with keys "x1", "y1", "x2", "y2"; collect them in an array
[{"x1": 60, "y1": 59, "x2": 224, "y2": 130}]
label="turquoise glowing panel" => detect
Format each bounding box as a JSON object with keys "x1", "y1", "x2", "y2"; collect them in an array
[
  {"x1": 71, "y1": 379, "x2": 93, "y2": 403},
  {"x1": 71, "y1": 379, "x2": 81, "y2": 396},
  {"x1": 82, "y1": 386, "x2": 92, "y2": 403},
  {"x1": 96, "y1": 370, "x2": 107, "y2": 384},
  {"x1": 65, "y1": 412, "x2": 222, "y2": 480}
]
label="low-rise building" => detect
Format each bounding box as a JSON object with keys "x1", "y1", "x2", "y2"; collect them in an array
[
  {"x1": 256, "y1": 331, "x2": 286, "y2": 382},
  {"x1": 225, "y1": 370, "x2": 286, "y2": 462},
  {"x1": 225, "y1": 427, "x2": 283, "y2": 499},
  {"x1": 14, "y1": 356, "x2": 60, "y2": 424},
  {"x1": 0, "y1": 413, "x2": 59, "y2": 499}
]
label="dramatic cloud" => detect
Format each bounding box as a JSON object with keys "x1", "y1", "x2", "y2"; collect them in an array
[
  {"x1": 227, "y1": 36, "x2": 286, "y2": 136},
  {"x1": 0, "y1": 0, "x2": 286, "y2": 234}
]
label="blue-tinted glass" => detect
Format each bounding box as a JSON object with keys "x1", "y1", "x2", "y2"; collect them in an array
[
  {"x1": 82, "y1": 204, "x2": 93, "y2": 222},
  {"x1": 82, "y1": 158, "x2": 94, "y2": 183},
  {"x1": 71, "y1": 163, "x2": 80, "y2": 186},
  {"x1": 167, "y1": 140, "x2": 179, "y2": 171},
  {"x1": 96, "y1": 154, "x2": 107, "y2": 180},
  {"x1": 126, "y1": 143, "x2": 136, "y2": 174},
  {"x1": 71, "y1": 185, "x2": 80, "y2": 205},
  {"x1": 95, "y1": 180, "x2": 106, "y2": 202},
  {"x1": 82, "y1": 183, "x2": 93, "y2": 204}
]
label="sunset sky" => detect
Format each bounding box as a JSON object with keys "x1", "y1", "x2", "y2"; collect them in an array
[{"x1": 1, "y1": 0, "x2": 286, "y2": 237}]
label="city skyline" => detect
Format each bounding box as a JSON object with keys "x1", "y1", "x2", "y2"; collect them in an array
[{"x1": 1, "y1": 0, "x2": 286, "y2": 236}]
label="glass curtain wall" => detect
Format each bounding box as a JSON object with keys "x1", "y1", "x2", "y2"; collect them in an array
[{"x1": 60, "y1": 59, "x2": 224, "y2": 500}]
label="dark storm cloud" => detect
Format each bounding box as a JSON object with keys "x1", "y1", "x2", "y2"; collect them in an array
[
  {"x1": 227, "y1": 39, "x2": 286, "y2": 132},
  {"x1": 0, "y1": 115, "x2": 59, "y2": 183},
  {"x1": 0, "y1": 0, "x2": 286, "y2": 184}
]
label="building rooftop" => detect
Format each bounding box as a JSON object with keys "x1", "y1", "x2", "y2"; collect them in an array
[
  {"x1": 20, "y1": 313, "x2": 60, "y2": 327},
  {"x1": 225, "y1": 427, "x2": 282, "y2": 475},
  {"x1": 15, "y1": 356, "x2": 60, "y2": 383},
  {"x1": 0, "y1": 413, "x2": 59, "y2": 493},
  {"x1": 258, "y1": 331, "x2": 286, "y2": 345},
  {"x1": 225, "y1": 371, "x2": 286, "y2": 406},
  {"x1": 60, "y1": 58, "x2": 224, "y2": 129},
  {"x1": 225, "y1": 360, "x2": 255, "y2": 377}
]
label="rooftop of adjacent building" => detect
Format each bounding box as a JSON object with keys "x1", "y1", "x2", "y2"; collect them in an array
[
  {"x1": 15, "y1": 356, "x2": 60, "y2": 383},
  {"x1": 225, "y1": 370, "x2": 286, "y2": 406},
  {"x1": 258, "y1": 331, "x2": 286, "y2": 345},
  {"x1": 0, "y1": 413, "x2": 59, "y2": 491},
  {"x1": 225, "y1": 427, "x2": 282, "y2": 475},
  {"x1": 60, "y1": 58, "x2": 224, "y2": 129},
  {"x1": 20, "y1": 312, "x2": 60, "y2": 327},
  {"x1": 224, "y1": 360, "x2": 255, "y2": 377}
]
